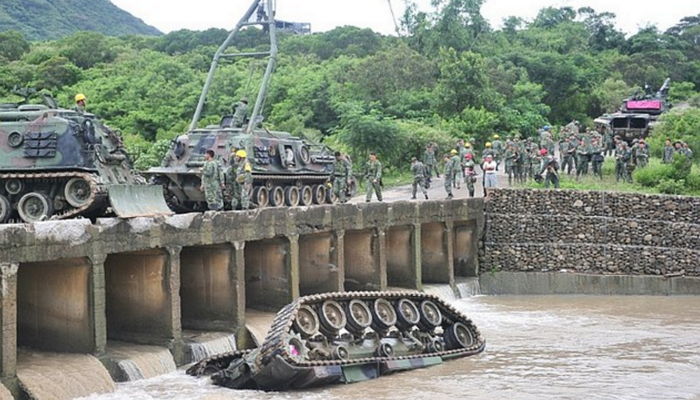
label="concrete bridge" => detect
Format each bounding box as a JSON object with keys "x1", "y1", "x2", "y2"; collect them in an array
[{"x1": 0, "y1": 199, "x2": 483, "y2": 398}]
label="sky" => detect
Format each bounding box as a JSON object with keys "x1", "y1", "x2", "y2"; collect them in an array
[{"x1": 110, "y1": 0, "x2": 699, "y2": 36}]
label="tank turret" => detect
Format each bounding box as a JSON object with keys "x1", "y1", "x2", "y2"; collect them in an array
[
  {"x1": 146, "y1": 0, "x2": 355, "y2": 212},
  {"x1": 0, "y1": 94, "x2": 172, "y2": 223}
]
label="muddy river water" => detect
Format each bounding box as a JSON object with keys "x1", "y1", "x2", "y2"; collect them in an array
[{"x1": 82, "y1": 295, "x2": 700, "y2": 400}]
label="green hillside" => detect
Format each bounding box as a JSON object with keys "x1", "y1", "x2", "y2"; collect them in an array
[{"x1": 0, "y1": 0, "x2": 160, "y2": 39}]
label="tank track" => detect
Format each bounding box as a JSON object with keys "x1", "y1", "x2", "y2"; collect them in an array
[
  {"x1": 189, "y1": 291, "x2": 484, "y2": 388},
  {"x1": 253, "y1": 174, "x2": 329, "y2": 182},
  {"x1": 0, "y1": 171, "x2": 103, "y2": 220}
]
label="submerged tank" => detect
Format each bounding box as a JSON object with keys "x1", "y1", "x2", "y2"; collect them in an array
[
  {"x1": 0, "y1": 94, "x2": 172, "y2": 223},
  {"x1": 594, "y1": 78, "x2": 671, "y2": 143},
  {"x1": 147, "y1": 0, "x2": 354, "y2": 211},
  {"x1": 187, "y1": 291, "x2": 485, "y2": 390}
]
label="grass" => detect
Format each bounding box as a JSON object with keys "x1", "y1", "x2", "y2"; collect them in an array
[{"x1": 519, "y1": 157, "x2": 700, "y2": 196}]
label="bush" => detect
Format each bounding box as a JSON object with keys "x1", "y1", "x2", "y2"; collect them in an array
[{"x1": 657, "y1": 178, "x2": 686, "y2": 195}]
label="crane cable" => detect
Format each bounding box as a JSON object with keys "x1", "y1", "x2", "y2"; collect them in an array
[{"x1": 387, "y1": 0, "x2": 401, "y2": 36}]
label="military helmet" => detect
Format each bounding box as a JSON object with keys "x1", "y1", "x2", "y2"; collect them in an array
[
  {"x1": 450, "y1": 149, "x2": 458, "y2": 155},
  {"x1": 235, "y1": 149, "x2": 248, "y2": 158},
  {"x1": 485, "y1": 142, "x2": 492, "y2": 148},
  {"x1": 493, "y1": 134, "x2": 500, "y2": 139},
  {"x1": 75, "y1": 93, "x2": 86, "y2": 102}
]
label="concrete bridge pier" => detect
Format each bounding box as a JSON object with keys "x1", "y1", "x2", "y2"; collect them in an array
[
  {"x1": 421, "y1": 222, "x2": 454, "y2": 286},
  {"x1": 386, "y1": 224, "x2": 421, "y2": 290},
  {"x1": 298, "y1": 231, "x2": 344, "y2": 295},
  {"x1": 343, "y1": 228, "x2": 386, "y2": 292},
  {"x1": 0, "y1": 263, "x2": 17, "y2": 396},
  {"x1": 245, "y1": 236, "x2": 297, "y2": 311}
]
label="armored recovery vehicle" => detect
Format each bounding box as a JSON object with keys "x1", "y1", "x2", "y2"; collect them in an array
[
  {"x1": 188, "y1": 291, "x2": 485, "y2": 390},
  {"x1": 147, "y1": 0, "x2": 354, "y2": 212},
  {"x1": 594, "y1": 78, "x2": 671, "y2": 143},
  {"x1": 0, "y1": 93, "x2": 172, "y2": 223}
]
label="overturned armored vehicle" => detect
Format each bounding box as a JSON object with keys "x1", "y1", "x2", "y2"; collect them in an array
[
  {"x1": 594, "y1": 78, "x2": 670, "y2": 143},
  {"x1": 188, "y1": 291, "x2": 485, "y2": 390},
  {"x1": 0, "y1": 94, "x2": 171, "y2": 223},
  {"x1": 147, "y1": 0, "x2": 353, "y2": 212}
]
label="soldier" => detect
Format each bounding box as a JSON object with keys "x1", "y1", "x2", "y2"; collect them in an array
[
  {"x1": 635, "y1": 139, "x2": 649, "y2": 168},
  {"x1": 663, "y1": 139, "x2": 674, "y2": 163},
  {"x1": 492, "y1": 134, "x2": 504, "y2": 170},
  {"x1": 451, "y1": 148, "x2": 462, "y2": 189},
  {"x1": 333, "y1": 152, "x2": 351, "y2": 203},
  {"x1": 516, "y1": 140, "x2": 528, "y2": 183},
  {"x1": 365, "y1": 152, "x2": 383, "y2": 202},
  {"x1": 530, "y1": 147, "x2": 542, "y2": 180},
  {"x1": 233, "y1": 149, "x2": 253, "y2": 209},
  {"x1": 615, "y1": 142, "x2": 632, "y2": 183},
  {"x1": 591, "y1": 138, "x2": 605, "y2": 179},
  {"x1": 231, "y1": 97, "x2": 249, "y2": 128},
  {"x1": 443, "y1": 152, "x2": 455, "y2": 199},
  {"x1": 423, "y1": 143, "x2": 439, "y2": 178},
  {"x1": 603, "y1": 126, "x2": 614, "y2": 156},
  {"x1": 559, "y1": 137, "x2": 570, "y2": 168},
  {"x1": 682, "y1": 142, "x2": 694, "y2": 161},
  {"x1": 410, "y1": 157, "x2": 429, "y2": 200},
  {"x1": 576, "y1": 135, "x2": 592, "y2": 180},
  {"x1": 74, "y1": 93, "x2": 87, "y2": 114},
  {"x1": 464, "y1": 153, "x2": 477, "y2": 197},
  {"x1": 503, "y1": 143, "x2": 517, "y2": 186},
  {"x1": 224, "y1": 149, "x2": 239, "y2": 208},
  {"x1": 200, "y1": 149, "x2": 224, "y2": 211},
  {"x1": 539, "y1": 149, "x2": 560, "y2": 189}
]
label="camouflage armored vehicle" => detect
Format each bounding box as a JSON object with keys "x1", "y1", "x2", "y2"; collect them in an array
[
  {"x1": 594, "y1": 78, "x2": 670, "y2": 143},
  {"x1": 188, "y1": 291, "x2": 485, "y2": 390},
  {"x1": 0, "y1": 92, "x2": 172, "y2": 223},
  {"x1": 147, "y1": 0, "x2": 354, "y2": 211}
]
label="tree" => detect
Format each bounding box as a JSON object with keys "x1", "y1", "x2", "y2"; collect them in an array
[
  {"x1": 0, "y1": 31, "x2": 30, "y2": 61},
  {"x1": 58, "y1": 32, "x2": 117, "y2": 69}
]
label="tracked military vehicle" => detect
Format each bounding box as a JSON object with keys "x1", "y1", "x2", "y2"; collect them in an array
[
  {"x1": 188, "y1": 291, "x2": 485, "y2": 390},
  {"x1": 0, "y1": 93, "x2": 172, "y2": 223},
  {"x1": 594, "y1": 78, "x2": 671, "y2": 143},
  {"x1": 147, "y1": 0, "x2": 354, "y2": 211}
]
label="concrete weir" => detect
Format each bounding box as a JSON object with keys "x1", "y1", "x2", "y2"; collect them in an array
[{"x1": 0, "y1": 198, "x2": 483, "y2": 398}]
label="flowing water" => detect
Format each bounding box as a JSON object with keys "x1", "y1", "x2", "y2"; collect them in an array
[
  {"x1": 81, "y1": 295, "x2": 700, "y2": 400},
  {"x1": 106, "y1": 342, "x2": 177, "y2": 382},
  {"x1": 182, "y1": 331, "x2": 237, "y2": 364}
]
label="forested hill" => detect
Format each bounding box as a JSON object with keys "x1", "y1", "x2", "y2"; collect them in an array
[{"x1": 0, "y1": 0, "x2": 160, "y2": 39}]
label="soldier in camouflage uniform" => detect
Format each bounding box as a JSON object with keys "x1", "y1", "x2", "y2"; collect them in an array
[
  {"x1": 491, "y1": 135, "x2": 503, "y2": 171},
  {"x1": 464, "y1": 153, "x2": 476, "y2": 197},
  {"x1": 365, "y1": 152, "x2": 383, "y2": 202},
  {"x1": 231, "y1": 97, "x2": 248, "y2": 128},
  {"x1": 333, "y1": 152, "x2": 351, "y2": 203},
  {"x1": 423, "y1": 143, "x2": 439, "y2": 178},
  {"x1": 590, "y1": 138, "x2": 605, "y2": 179},
  {"x1": 410, "y1": 157, "x2": 429, "y2": 200},
  {"x1": 503, "y1": 144, "x2": 517, "y2": 186},
  {"x1": 232, "y1": 149, "x2": 253, "y2": 209},
  {"x1": 635, "y1": 139, "x2": 649, "y2": 168},
  {"x1": 443, "y1": 152, "x2": 456, "y2": 199},
  {"x1": 200, "y1": 149, "x2": 224, "y2": 211},
  {"x1": 663, "y1": 139, "x2": 674, "y2": 163},
  {"x1": 615, "y1": 141, "x2": 632, "y2": 183},
  {"x1": 224, "y1": 149, "x2": 239, "y2": 208}
]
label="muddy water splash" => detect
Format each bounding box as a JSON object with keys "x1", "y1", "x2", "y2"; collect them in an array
[
  {"x1": 106, "y1": 342, "x2": 177, "y2": 381},
  {"x1": 82, "y1": 296, "x2": 700, "y2": 400},
  {"x1": 183, "y1": 331, "x2": 237, "y2": 364}
]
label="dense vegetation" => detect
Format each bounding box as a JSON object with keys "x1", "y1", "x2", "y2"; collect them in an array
[
  {"x1": 0, "y1": 1, "x2": 698, "y2": 176},
  {"x1": 0, "y1": 0, "x2": 160, "y2": 40}
]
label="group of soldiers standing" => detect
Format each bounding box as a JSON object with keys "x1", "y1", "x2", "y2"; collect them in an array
[
  {"x1": 200, "y1": 149, "x2": 254, "y2": 211},
  {"x1": 663, "y1": 139, "x2": 694, "y2": 164}
]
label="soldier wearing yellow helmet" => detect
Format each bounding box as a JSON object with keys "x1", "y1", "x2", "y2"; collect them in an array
[
  {"x1": 74, "y1": 93, "x2": 87, "y2": 114},
  {"x1": 491, "y1": 135, "x2": 504, "y2": 170},
  {"x1": 226, "y1": 148, "x2": 253, "y2": 210}
]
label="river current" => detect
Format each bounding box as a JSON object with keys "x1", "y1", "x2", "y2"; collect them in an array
[{"x1": 82, "y1": 295, "x2": 700, "y2": 400}]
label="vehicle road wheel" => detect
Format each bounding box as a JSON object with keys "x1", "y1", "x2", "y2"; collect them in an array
[
  {"x1": 325, "y1": 186, "x2": 337, "y2": 204},
  {"x1": 17, "y1": 192, "x2": 53, "y2": 223},
  {"x1": 345, "y1": 299, "x2": 373, "y2": 334},
  {"x1": 284, "y1": 186, "x2": 300, "y2": 207},
  {"x1": 418, "y1": 300, "x2": 442, "y2": 331},
  {"x1": 299, "y1": 185, "x2": 313, "y2": 206},
  {"x1": 0, "y1": 195, "x2": 11, "y2": 223},
  {"x1": 371, "y1": 298, "x2": 397, "y2": 332},
  {"x1": 64, "y1": 177, "x2": 92, "y2": 208},
  {"x1": 318, "y1": 300, "x2": 347, "y2": 336},
  {"x1": 252, "y1": 187, "x2": 269, "y2": 208},
  {"x1": 444, "y1": 322, "x2": 474, "y2": 350},
  {"x1": 5, "y1": 179, "x2": 23, "y2": 195},
  {"x1": 312, "y1": 185, "x2": 326, "y2": 205},
  {"x1": 395, "y1": 298, "x2": 420, "y2": 330},
  {"x1": 293, "y1": 305, "x2": 320, "y2": 338},
  {"x1": 270, "y1": 186, "x2": 285, "y2": 207}
]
